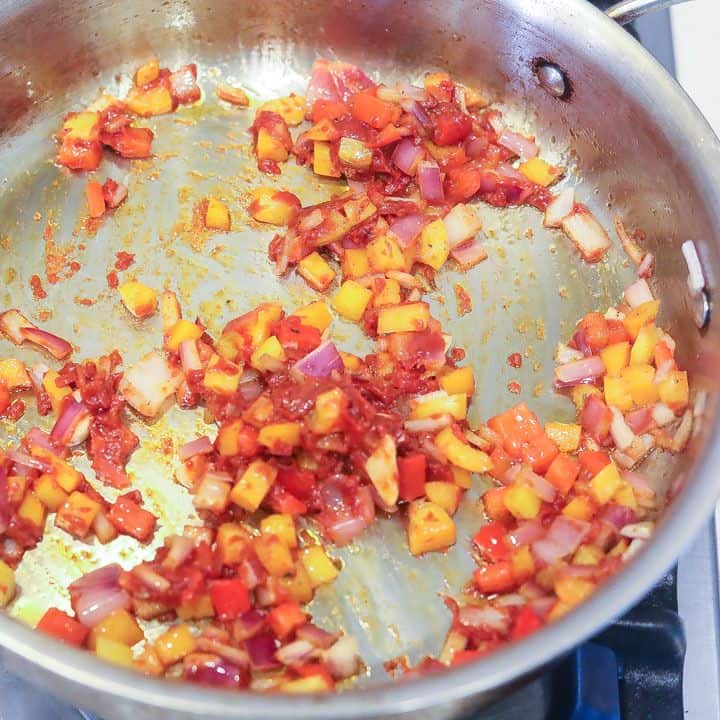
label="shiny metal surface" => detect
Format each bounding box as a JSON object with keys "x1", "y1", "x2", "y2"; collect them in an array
[
  {"x1": 1, "y1": 0, "x2": 720, "y2": 718},
  {"x1": 606, "y1": 0, "x2": 693, "y2": 25}
]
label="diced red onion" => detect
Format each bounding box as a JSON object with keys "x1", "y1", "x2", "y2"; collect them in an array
[
  {"x1": 50, "y1": 400, "x2": 92, "y2": 447},
  {"x1": 497, "y1": 130, "x2": 538, "y2": 160},
  {"x1": 518, "y1": 466, "x2": 556, "y2": 502},
  {"x1": 610, "y1": 407, "x2": 636, "y2": 451},
  {"x1": 555, "y1": 342, "x2": 584, "y2": 364},
  {"x1": 132, "y1": 563, "x2": 171, "y2": 592},
  {"x1": 323, "y1": 636, "x2": 359, "y2": 679},
  {"x1": 613, "y1": 215, "x2": 644, "y2": 265},
  {"x1": 572, "y1": 330, "x2": 592, "y2": 357},
  {"x1": 24, "y1": 427, "x2": 54, "y2": 452},
  {"x1": 69, "y1": 564, "x2": 122, "y2": 592},
  {"x1": 179, "y1": 435, "x2": 214, "y2": 461},
  {"x1": 326, "y1": 515, "x2": 367, "y2": 546},
  {"x1": 625, "y1": 407, "x2": 654, "y2": 435},
  {"x1": 544, "y1": 188, "x2": 575, "y2": 229},
  {"x1": 508, "y1": 519, "x2": 546, "y2": 547},
  {"x1": 298, "y1": 209, "x2": 323, "y2": 232},
  {"x1": 450, "y1": 240, "x2": 488, "y2": 270},
  {"x1": 72, "y1": 584, "x2": 130, "y2": 628},
  {"x1": 292, "y1": 340, "x2": 343, "y2": 378},
  {"x1": 417, "y1": 161, "x2": 444, "y2": 204},
  {"x1": 104, "y1": 181, "x2": 128, "y2": 209},
  {"x1": 486, "y1": 111, "x2": 505, "y2": 134},
  {"x1": 28, "y1": 363, "x2": 49, "y2": 393},
  {"x1": 275, "y1": 640, "x2": 317, "y2": 668},
  {"x1": 620, "y1": 520, "x2": 653, "y2": 540},
  {"x1": 554, "y1": 355, "x2": 605, "y2": 387},
  {"x1": 0, "y1": 309, "x2": 34, "y2": 344},
  {"x1": 637, "y1": 252, "x2": 654, "y2": 278},
  {"x1": 494, "y1": 162, "x2": 526, "y2": 182},
  {"x1": 347, "y1": 179, "x2": 367, "y2": 195},
  {"x1": 238, "y1": 555, "x2": 264, "y2": 591},
  {"x1": 532, "y1": 516, "x2": 589, "y2": 565},
  {"x1": 405, "y1": 100, "x2": 432, "y2": 130},
  {"x1": 119, "y1": 351, "x2": 183, "y2": 418},
  {"x1": 193, "y1": 471, "x2": 233, "y2": 512},
  {"x1": 296, "y1": 623, "x2": 338, "y2": 650},
  {"x1": 245, "y1": 633, "x2": 280, "y2": 671},
  {"x1": 651, "y1": 403, "x2": 675, "y2": 427},
  {"x1": 93, "y1": 511, "x2": 117, "y2": 543},
  {"x1": 233, "y1": 610, "x2": 267, "y2": 641},
  {"x1": 162, "y1": 535, "x2": 195, "y2": 570},
  {"x1": 388, "y1": 214, "x2": 426, "y2": 249},
  {"x1": 398, "y1": 83, "x2": 426, "y2": 101},
  {"x1": 7, "y1": 450, "x2": 52, "y2": 473},
  {"x1": 392, "y1": 139, "x2": 423, "y2": 176},
  {"x1": 238, "y1": 369, "x2": 263, "y2": 402},
  {"x1": 529, "y1": 596, "x2": 556, "y2": 619},
  {"x1": 179, "y1": 340, "x2": 203, "y2": 373},
  {"x1": 458, "y1": 605, "x2": 509, "y2": 632},
  {"x1": 184, "y1": 655, "x2": 245, "y2": 688},
  {"x1": 599, "y1": 503, "x2": 637, "y2": 532},
  {"x1": 562, "y1": 206, "x2": 612, "y2": 263},
  {"x1": 20, "y1": 327, "x2": 73, "y2": 360},
  {"x1": 624, "y1": 279, "x2": 654, "y2": 308},
  {"x1": 196, "y1": 637, "x2": 250, "y2": 667},
  {"x1": 443, "y1": 204, "x2": 483, "y2": 249}
]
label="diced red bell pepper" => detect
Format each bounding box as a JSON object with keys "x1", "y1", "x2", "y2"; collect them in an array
[
  {"x1": 0, "y1": 382, "x2": 10, "y2": 415},
  {"x1": 57, "y1": 138, "x2": 103, "y2": 171},
  {"x1": 510, "y1": 605, "x2": 543, "y2": 641},
  {"x1": 472, "y1": 521, "x2": 510, "y2": 563},
  {"x1": 482, "y1": 486, "x2": 510, "y2": 522},
  {"x1": 488, "y1": 403, "x2": 544, "y2": 458},
  {"x1": 274, "y1": 317, "x2": 322, "y2": 358},
  {"x1": 398, "y1": 453, "x2": 427, "y2": 502},
  {"x1": 488, "y1": 446, "x2": 512, "y2": 480},
  {"x1": 311, "y1": 99, "x2": 350, "y2": 124},
  {"x1": 86, "y1": 181, "x2": 106, "y2": 218},
  {"x1": 578, "y1": 450, "x2": 611, "y2": 478},
  {"x1": 295, "y1": 662, "x2": 334, "y2": 688},
  {"x1": 577, "y1": 312, "x2": 610, "y2": 352},
  {"x1": 36, "y1": 608, "x2": 88, "y2": 647},
  {"x1": 451, "y1": 649, "x2": 482, "y2": 666},
  {"x1": 268, "y1": 601, "x2": 307, "y2": 639},
  {"x1": 431, "y1": 103, "x2": 473, "y2": 146},
  {"x1": 108, "y1": 493, "x2": 156, "y2": 541},
  {"x1": 276, "y1": 467, "x2": 316, "y2": 500},
  {"x1": 100, "y1": 126, "x2": 154, "y2": 158},
  {"x1": 473, "y1": 562, "x2": 515, "y2": 594},
  {"x1": 266, "y1": 485, "x2": 307, "y2": 516},
  {"x1": 606, "y1": 319, "x2": 630, "y2": 345},
  {"x1": 348, "y1": 91, "x2": 398, "y2": 129},
  {"x1": 210, "y1": 578, "x2": 251, "y2": 620},
  {"x1": 545, "y1": 453, "x2": 581, "y2": 494},
  {"x1": 519, "y1": 433, "x2": 559, "y2": 474}
]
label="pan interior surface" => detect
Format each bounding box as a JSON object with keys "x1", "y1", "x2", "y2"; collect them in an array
[{"x1": 0, "y1": 0, "x2": 718, "y2": 715}]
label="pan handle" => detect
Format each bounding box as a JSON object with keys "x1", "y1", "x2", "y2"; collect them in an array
[{"x1": 605, "y1": 0, "x2": 692, "y2": 25}]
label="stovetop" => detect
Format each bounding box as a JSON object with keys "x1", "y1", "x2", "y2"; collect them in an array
[{"x1": 3, "y1": 5, "x2": 718, "y2": 720}]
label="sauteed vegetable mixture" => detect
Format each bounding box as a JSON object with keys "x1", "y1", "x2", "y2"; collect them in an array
[{"x1": 0, "y1": 57, "x2": 690, "y2": 692}]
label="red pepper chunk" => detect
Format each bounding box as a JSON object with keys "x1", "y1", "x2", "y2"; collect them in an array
[
  {"x1": 431, "y1": 103, "x2": 473, "y2": 146},
  {"x1": 295, "y1": 662, "x2": 334, "y2": 688},
  {"x1": 100, "y1": 126, "x2": 154, "y2": 158},
  {"x1": 510, "y1": 605, "x2": 543, "y2": 641},
  {"x1": 268, "y1": 601, "x2": 307, "y2": 639},
  {"x1": 108, "y1": 493, "x2": 156, "y2": 541},
  {"x1": 473, "y1": 562, "x2": 515, "y2": 594},
  {"x1": 0, "y1": 382, "x2": 10, "y2": 415},
  {"x1": 519, "y1": 433, "x2": 559, "y2": 475},
  {"x1": 276, "y1": 467, "x2": 315, "y2": 500},
  {"x1": 545, "y1": 453, "x2": 581, "y2": 494},
  {"x1": 275, "y1": 317, "x2": 321, "y2": 359},
  {"x1": 348, "y1": 91, "x2": 398, "y2": 129},
  {"x1": 36, "y1": 608, "x2": 88, "y2": 647},
  {"x1": 451, "y1": 649, "x2": 483, "y2": 666},
  {"x1": 311, "y1": 99, "x2": 350, "y2": 124},
  {"x1": 487, "y1": 403, "x2": 545, "y2": 458},
  {"x1": 210, "y1": 579, "x2": 251, "y2": 620},
  {"x1": 57, "y1": 138, "x2": 103, "y2": 171},
  {"x1": 86, "y1": 181, "x2": 106, "y2": 218},
  {"x1": 398, "y1": 453, "x2": 427, "y2": 502},
  {"x1": 578, "y1": 450, "x2": 611, "y2": 478},
  {"x1": 472, "y1": 521, "x2": 510, "y2": 563}
]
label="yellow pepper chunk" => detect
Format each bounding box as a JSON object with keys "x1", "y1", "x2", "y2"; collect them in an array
[
  {"x1": 603, "y1": 376, "x2": 633, "y2": 413},
  {"x1": 623, "y1": 300, "x2": 660, "y2": 340},
  {"x1": 283, "y1": 675, "x2": 332, "y2": 693},
  {"x1": 620, "y1": 364, "x2": 659, "y2": 405},
  {"x1": 572, "y1": 384, "x2": 602, "y2": 410},
  {"x1": 600, "y1": 342, "x2": 630, "y2": 377},
  {"x1": 518, "y1": 157, "x2": 561, "y2": 187},
  {"x1": 417, "y1": 219, "x2": 450, "y2": 270},
  {"x1": 254, "y1": 533, "x2": 295, "y2": 577},
  {"x1": 203, "y1": 357, "x2": 241, "y2": 396},
  {"x1": 248, "y1": 187, "x2": 298, "y2": 226},
  {"x1": 313, "y1": 141, "x2": 341, "y2": 177},
  {"x1": 205, "y1": 198, "x2": 231, "y2": 230},
  {"x1": 126, "y1": 85, "x2": 174, "y2": 116},
  {"x1": 439, "y1": 366, "x2": 475, "y2": 396},
  {"x1": 135, "y1": 57, "x2": 159, "y2": 86},
  {"x1": 256, "y1": 128, "x2": 289, "y2": 162},
  {"x1": 450, "y1": 465, "x2": 472, "y2": 489},
  {"x1": 165, "y1": 319, "x2": 203, "y2": 352},
  {"x1": 280, "y1": 561, "x2": 314, "y2": 604},
  {"x1": 300, "y1": 546, "x2": 339, "y2": 587},
  {"x1": 40, "y1": 370, "x2": 72, "y2": 415},
  {"x1": 562, "y1": 495, "x2": 595, "y2": 521},
  {"x1": 342, "y1": 248, "x2": 370, "y2": 279},
  {"x1": 512, "y1": 545, "x2": 536, "y2": 582},
  {"x1": 573, "y1": 544, "x2": 605, "y2": 566},
  {"x1": 554, "y1": 577, "x2": 596, "y2": 607},
  {"x1": 658, "y1": 370, "x2": 689, "y2": 410},
  {"x1": 292, "y1": 301, "x2": 332, "y2": 333},
  {"x1": 504, "y1": 485, "x2": 542, "y2": 520},
  {"x1": 435, "y1": 427, "x2": 493, "y2": 473},
  {"x1": 0, "y1": 559, "x2": 16, "y2": 607},
  {"x1": 96, "y1": 636, "x2": 134, "y2": 668},
  {"x1": 630, "y1": 325, "x2": 659, "y2": 366},
  {"x1": 176, "y1": 593, "x2": 215, "y2": 620},
  {"x1": 62, "y1": 111, "x2": 100, "y2": 141},
  {"x1": 118, "y1": 280, "x2": 158, "y2": 319},
  {"x1": 297, "y1": 252, "x2": 336, "y2": 292},
  {"x1": 590, "y1": 461, "x2": 622, "y2": 504},
  {"x1": 411, "y1": 390, "x2": 467, "y2": 421},
  {"x1": 366, "y1": 235, "x2": 406, "y2": 272},
  {"x1": 377, "y1": 302, "x2": 430, "y2": 334},
  {"x1": 154, "y1": 624, "x2": 197, "y2": 666},
  {"x1": 613, "y1": 482, "x2": 638, "y2": 511},
  {"x1": 425, "y1": 481, "x2": 462, "y2": 515},
  {"x1": 308, "y1": 387, "x2": 347, "y2": 435},
  {"x1": 340, "y1": 351, "x2": 362, "y2": 372},
  {"x1": 407, "y1": 500, "x2": 456, "y2": 556},
  {"x1": 35, "y1": 475, "x2": 68, "y2": 512},
  {"x1": 88, "y1": 609, "x2": 144, "y2": 650},
  {"x1": 258, "y1": 422, "x2": 301, "y2": 453},
  {"x1": 258, "y1": 95, "x2": 306, "y2": 126},
  {"x1": 231, "y1": 459, "x2": 277, "y2": 512},
  {"x1": 372, "y1": 278, "x2": 402, "y2": 307},
  {"x1": 0, "y1": 359, "x2": 31, "y2": 391},
  {"x1": 18, "y1": 493, "x2": 46, "y2": 528},
  {"x1": 545, "y1": 422, "x2": 582, "y2": 453},
  {"x1": 332, "y1": 280, "x2": 373, "y2": 322},
  {"x1": 250, "y1": 335, "x2": 286, "y2": 372},
  {"x1": 216, "y1": 522, "x2": 251, "y2": 565},
  {"x1": 260, "y1": 513, "x2": 297, "y2": 548}
]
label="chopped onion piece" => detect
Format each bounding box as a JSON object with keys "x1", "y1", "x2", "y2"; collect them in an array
[
  {"x1": 544, "y1": 188, "x2": 575, "y2": 229},
  {"x1": 296, "y1": 623, "x2": 337, "y2": 650},
  {"x1": 50, "y1": 400, "x2": 92, "y2": 447},
  {"x1": 417, "y1": 161, "x2": 444, "y2": 204},
  {"x1": 391, "y1": 139, "x2": 423, "y2": 176},
  {"x1": 610, "y1": 407, "x2": 636, "y2": 451},
  {"x1": 613, "y1": 215, "x2": 644, "y2": 265},
  {"x1": 20, "y1": 326, "x2": 73, "y2": 360},
  {"x1": 119, "y1": 351, "x2": 184, "y2": 418},
  {"x1": 443, "y1": 204, "x2": 482, "y2": 249},
  {"x1": 364, "y1": 434, "x2": 399, "y2": 506},
  {"x1": 179, "y1": 436, "x2": 213, "y2": 461},
  {"x1": 624, "y1": 279, "x2": 653, "y2": 308},
  {"x1": 0, "y1": 309, "x2": 33, "y2": 344},
  {"x1": 555, "y1": 342, "x2": 584, "y2": 364},
  {"x1": 275, "y1": 640, "x2": 317, "y2": 668},
  {"x1": 620, "y1": 521, "x2": 654, "y2": 540},
  {"x1": 404, "y1": 415, "x2": 452, "y2": 433},
  {"x1": 292, "y1": 341, "x2": 343, "y2": 378},
  {"x1": 324, "y1": 635, "x2": 359, "y2": 679},
  {"x1": 497, "y1": 129, "x2": 538, "y2": 160},
  {"x1": 7, "y1": 450, "x2": 52, "y2": 473},
  {"x1": 562, "y1": 206, "x2": 612, "y2": 262},
  {"x1": 388, "y1": 214, "x2": 426, "y2": 249},
  {"x1": 637, "y1": 252, "x2": 654, "y2": 279},
  {"x1": 458, "y1": 604, "x2": 509, "y2": 632},
  {"x1": 553, "y1": 355, "x2": 605, "y2": 387},
  {"x1": 450, "y1": 240, "x2": 488, "y2": 270},
  {"x1": 179, "y1": 340, "x2": 203, "y2": 372}
]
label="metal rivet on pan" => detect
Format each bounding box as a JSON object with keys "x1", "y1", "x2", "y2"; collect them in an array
[
  {"x1": 682, "y1": 240, "x2": 712, "y2": 330},
  {"x1": 534, "y1": 61, "x2": 568, "y2": 99}
]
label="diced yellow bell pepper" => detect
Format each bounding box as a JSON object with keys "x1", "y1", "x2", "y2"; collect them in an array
[
  {"x1": 258, "y1": 422, "x2": 301, "y2": 453},
  {"x1": 341, "y1": 248, "x2": 370, "y2": 279},
  {"x1": 548, "y1": 600, "x2": 573, "y2": 622},
  {"x1": 261, "y1": 514, "x2": 297, "y2": 548},
  {"x1": 511, "y1": 545, "x2": 536, "y2": 582},
  {"x1": 247, "y1": 303, "x2": 284, "y2": 349},
  {"x1": 119, "y1": 280, "x2": 158, "y2": 319},
  {"x1": 435, "y1": 427, "x2": 493, "y2": 473},
  {"x1": 18, "y1": 493, "x2": 46, "y2": 528},
  {"x1": 283, "y1": 675, "x2": 332, "y2": 693},
  {"x1": 572, "y1": 384, "x2": 602, "y2": 410},
  {"x1": 308, "y1": 387, "x2": 347, "y2": 435},
  {"x1": 254, "y1": 533, "x2": 295, "y2": 577},
  {"x1": 258, "y1": 94, "x2": 306, "y2": 126},
  {"x1": 42, "y1": 370, "x2": 72, "y2": 415},
  {"x1": 377, "y1": 301, "x2": 430, "y2": 334},
  {"x1": 411, "y1": 391, "x2": 467, "y2": 421},
  {"x1": 332, "y1": 280, "x2": 373, "y2": 322},
  {"x1": 160, "y1": 289, "x2": 182, "y2": 333},
  {"x1": 292, "y1": 301, "x2": 332, "y2": 333},
  {"x1": 231, "y1": 459, "x2": 277, "y2": 512},
  {"x1": 562, "y1": 495, "x2": 595, "y2": 521},
  {"x1": 35, "y1": 474, "x2": 68, "y2": 512},
  {"x1": 304, "y1": 118, "x2": 339, "y2": 142},
  {"x1": 154, "y1": 624, "x2": 197, "y2": 666},
  {"x1": 450, "y1": 466, "x2": 472, "y2": 489},
  {"x1": 216, "y1": 418, "x2": 248, "y2": 456},
  {"x1": 439, "y1": 366, "x2": 475, "y2": 396},
  {"x1": 338, "y1": 137, "x2": 373, "y2": 170},
  {"x1": 366, "y1": 235, "x2": 406, "y2": 272},
  {"x1": 55, "y1": 491, "x2": 101, "y2": 538},
  {"x1": 250, "y1": 335, "x2": 286, "y2": 372},
  {"x1": 600, "y1": 341, "x2": 630, "y2": 377},
  {"x1": 313, "y1": 141, "x2": 341, "y2": 177},
  {"x1": 205, "y1": 197, "x2": 231, "y2": 230},
  {"x1": 623, "y1": 300, "x2": 660, "y2": 340},
  {"x1": 203, "y1": 356, "x2": 241, "y2": 395},
  {"x1": 372, "y1": 278, "x2": 401, "y2": 307},
  {"x1": 504, "y1": 485, "x2": 542, "y2": 520},
  {"x1": 417, "y1": 219, "x2": 450, "y2": 270},
  {"x1": 42, "y1": 455, "x2": 82, "y2": 494},
  {"x1": 407, "y1": 500, "x2": 456, "y2": 556},
  {"x1": 248, "y1": 187, "x2": 299, "y2": 226},
  {"x1": 126, "y1": 85, "x2": 174, "y2": 116},
  {"x1": 620, "y1": 364, "x2": 659, "y2": 405},
  {"x1": 613, "y1": 482, "x2": 638, "y2": 511},
  {"x1": 256, "y1": 127, "x2": 289, "y2": 162},
  {"x1": 340, "y1": 351, "x2": 361, "y2": 372},
  {"x1": 573, "y1": 544, "x2": 604, "y2": 566},
  {"x1": 243, "y1": 395, "x2": 274, "y2": 428},
  {"x1": 554, "y1": 577, "x2": 596, "y2": 607},
  {"x1": 134, "y1": 645, "x2": 164, "y2": 677},
  {"x1": 176, "y1": 593, "x2": 215, "y2": 620},
  {"x1": 0, "y1": 559, "x2": 16, "y2": 607},
  {"x1": 280, "y1": 561, "x2": 315, "y2": 604},
  {"x1": 135, "y1": 57, "x2": 159, "y2": 86},
  {"x1": 545, "y1": 422, "x2": 582, "y2": 453},
  {"x1": 6, "y1": 475, "x2": 26, "y2": 505},
  {"x1": 300, "y1": 546, "x2": 339, "y2": 587},
  {"x1": 658, "y1": 370, "x2": 689, "y2": 410},
  {"x1": 518, "y1": 157, "x2": 561, "y2": 187},
  {"x1": 63, "y1": 111, "x2": 100, "y2": 140},
  {"x1": 590, "y1": 461, "x2": 622, "y2": 504},
  {"x1": 297, "y1": 252, "x2": 336, "y2": 292},
  {"x1": 96, "y1": 636, "x2": 134, "y2": 668},
  {"x1": 0, "y1": 358, "x2": 30, "y2": 390},
  {"x1": 603, "y1": 376, "x2": 633, "y2": 412},
  {"x1": 165, "y1": 319, "x2": 203, "y2": 352},
  {"x1": 630, "y1": 325, "x2": 659, "y2": 366},
  {"x1": 216, "y1": 522, "x2": 251, "y2": 565},
  {"x1": 88, "y1": 609, "x2": 144, "y2": 650},
  {"x1": 425, "y1": 481, "x2": 462, "y2": 515}
]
